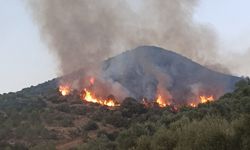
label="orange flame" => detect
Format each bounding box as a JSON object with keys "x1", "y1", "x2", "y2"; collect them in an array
[
  {"x1": 189, "y1": 103, "x2": 197, "y2": 107},
  {"x1": 103, "y1": 99, "x2": 118, "y2": 107},
  {"x1": 188, "y1": 95, "x2": 215, "y2": 107},
  {"x1": 59, "y1": 85, "x2": 71, "y2": 96},
  {"x1": 200, "y1": 95, "x2": 214, "y2": 103},
  {"x1": 81, "y1": 88, "x2": 120, "y2": 107},
  {"x1": 156, "y1": 95, "x2": 169, "y2": 107}
]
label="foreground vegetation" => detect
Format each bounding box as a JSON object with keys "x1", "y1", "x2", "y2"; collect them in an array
[{"x1": 0, "y1": 78, "x2": 250, "y2": 150}]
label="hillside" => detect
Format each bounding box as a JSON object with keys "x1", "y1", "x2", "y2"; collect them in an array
[
  {"x1": 0, "y1": 46, "x2": 248, "y2": 150},
  {"x1": 0, "y1": 76, "x2": 250, "y2": 149}
]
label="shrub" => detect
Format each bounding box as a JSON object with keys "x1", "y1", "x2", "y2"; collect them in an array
[
  {"x1": 70, "y1": 106, "x2": 88, "y2": 115},
  {"x1": 121, "y1": 97, "x2": 147, "y2": 118},
  {"x1": 56, "y1": 104, "x2": 70, "y2": 113},
  {"x1": 232, "y1": 115, "x2": 250, "y2": 150},
  {"x1": 104, "y1": 111, "x2": 129, "y2": 128},
  {"x1": 83, "y1": 120, "x2": 98, "y2": 131}
]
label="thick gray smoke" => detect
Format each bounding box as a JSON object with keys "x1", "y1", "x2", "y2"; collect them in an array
[
  {"x1": 27, "y1": 0, "x2": 218, "y2": 75},
  {"x1": 223, "y1": 48, "x2": 250, "y2": 76}
]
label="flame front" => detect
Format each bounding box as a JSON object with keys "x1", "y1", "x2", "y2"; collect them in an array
[
  {"x1": 81, "y1": 88, "x2": 119, "y2": 107},
  {"x1": 59, "y1": 85, "x2": 71, "y2": 96},
  {"x1": 188, "y1": 95, "x2": 215, "y2": 107},
  {"x1": 83, "y1": 89, "x2": 99, "y2": 103},
  {"x1": 156, "y1": 95, "x2": 169, "y2": 107},
  {"x1": 59, "y1": 77, "x2": 215, "y2": 109},
  {"x1": 200, "y1": 95, "x2": 214, "y2": 103},
  {"x1": 103, "y1": 99, "x2": 117, "y2": 107}
]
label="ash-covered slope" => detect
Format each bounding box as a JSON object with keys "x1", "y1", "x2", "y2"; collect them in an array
[{"x1": 102, "y1": 46, "x2": 241, "y2": 103}]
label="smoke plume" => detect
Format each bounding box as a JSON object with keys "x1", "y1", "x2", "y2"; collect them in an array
[
  {"x1": 223, "y1": 48, "x2": 250, "y2": 76},
  {"x1": 27, "y1": 0, "x2": 218, "y2": 75}
]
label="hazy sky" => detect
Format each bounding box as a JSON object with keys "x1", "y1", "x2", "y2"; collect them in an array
[{"x1": 0, "y1": 0, "x2": 250, "y2": 94}]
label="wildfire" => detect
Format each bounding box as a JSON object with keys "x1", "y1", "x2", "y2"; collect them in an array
[
  {"x1": 81, "y1": 88, "x2": 120, "y2": 107},
  {"x1": 58, "y1": 77, "x2": 215, "y2": 109},
  {"x1": 200, "y1": 95, "x2": 214, "y2": 103},
  {"x1": 156, "y1": 95, "x2": 169, "y2": 107},
  {"x1": 189, "y1": 103, "x2": 197, "y2": 108},
  {"x1": 188, "y1": 95, "x2": 215, "y2": 107},
  {"x1": 104, "y1": 99, "x2": 118, "y2": 107},
  {"x1": 59, "y1": 85, "x2": 71, "y2": 96}
]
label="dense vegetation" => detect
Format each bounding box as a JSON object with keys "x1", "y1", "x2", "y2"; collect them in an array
[{"x1": 0, "y1": 78, "x2": 250, "y2": 150}]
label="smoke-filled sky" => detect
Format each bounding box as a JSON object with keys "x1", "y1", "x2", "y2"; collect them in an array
[{"x1": 0, "y1": 0, "x2": 250, "y2": 94}]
